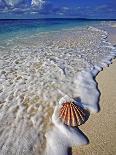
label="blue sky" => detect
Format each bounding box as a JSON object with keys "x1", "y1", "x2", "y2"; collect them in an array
[{"x1": 0, "y1": 0, "x2": 116, "y2": 19}]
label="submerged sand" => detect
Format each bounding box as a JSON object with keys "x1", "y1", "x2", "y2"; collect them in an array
[{"x1": 73, "y1": 27, "x2": 116, "y2": 155}]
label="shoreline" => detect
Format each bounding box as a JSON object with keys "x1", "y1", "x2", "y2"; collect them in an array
[{"x1": 72, "y1": 26, "x2": 116, "y2": 155}]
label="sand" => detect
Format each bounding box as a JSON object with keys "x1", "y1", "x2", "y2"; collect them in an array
[{"x1": 73, "y1": 27, "x2": 116, "y2": 155}]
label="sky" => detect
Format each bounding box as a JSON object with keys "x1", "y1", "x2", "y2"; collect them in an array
[{"x1": 0, "y1": 0, "x2": 116, "y2": 19}]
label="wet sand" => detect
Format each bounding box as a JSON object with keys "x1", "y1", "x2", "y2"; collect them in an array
[{"x1": 73, "y1": 27, "x2": 116, "y2": 155}]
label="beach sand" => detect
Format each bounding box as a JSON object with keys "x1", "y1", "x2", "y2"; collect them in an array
[{"x1": 73, "y1": 27, "x2": 116, "y2": 155}]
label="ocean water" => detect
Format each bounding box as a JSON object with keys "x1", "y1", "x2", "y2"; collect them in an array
[
  {"x1": 0, "y1": 19, "x2": 116, "y2": 155},
  {"x1": 0, "y1": 19, "x2": 102, "y2": 39}
]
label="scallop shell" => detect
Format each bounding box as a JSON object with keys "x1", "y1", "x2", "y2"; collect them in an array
[{"x1": 59, "y1": 102, "x2": 87, "y2": 127}]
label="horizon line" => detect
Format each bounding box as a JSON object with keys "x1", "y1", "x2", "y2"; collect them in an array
[{"x1": 0, "y1": 18, "x2": 116, "y2": 21}]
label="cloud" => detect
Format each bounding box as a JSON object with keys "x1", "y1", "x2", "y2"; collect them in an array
[
  {"x1": 4, "y1": 0, "x2": 14, "y2": 6},
  {"x1": 0, "y1": 0, "x2": 45, "y2": 9},
  {"x1": 31, "y1": 0, "x2": 45, "y2": 7},
  {"x1": 2, "y1": 0, "x2": 24, "y2": 7},
  {"x1": 0, "y1": 0, "x2": 116, "y2": 19}
]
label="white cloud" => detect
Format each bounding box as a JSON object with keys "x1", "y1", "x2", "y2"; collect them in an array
[
  {"x1": 62, "y1": 7, "x2": 69, "y2": 10},
  {"x1": 57, "y1": 12, "x2": 64, "y2": 15},
  {"x1": 3, "y1": 0, "x2": 19, "y2": 6},
  {"x1": 31, "y1": 0, "x2": 45, "y2": 7},
  {"x1": 30, "y1": 11, "x2": 38, "y2": 14},
  {"x1": 0, "y1": 0, "x2": 45, "y2": 8}
]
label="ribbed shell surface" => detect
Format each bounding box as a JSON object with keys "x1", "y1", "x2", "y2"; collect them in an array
[{"x1": 59, "y1": 102, "x2": 86, "y2": 127}]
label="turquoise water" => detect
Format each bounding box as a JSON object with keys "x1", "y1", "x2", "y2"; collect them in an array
[{"x1": 0, "y1": 19, "x2": 102, "y2": 40}]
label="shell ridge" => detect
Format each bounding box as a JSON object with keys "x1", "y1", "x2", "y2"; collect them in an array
[
  {"x1": 67, "y1": 103, "x2": 71, "y2": 126},
  {"x1": 74, "y1": 105, "x2": 86, "y2": 122},
  {"x1": 72, "y1": 104, "x2": 81, "y2": 125},
  {"x1": 70, "y1": 103, "x2": 77, "y2": 126},
  {"x1": 62, "y1": 104, "x2": 69, "y2": 124},
  {"x1": 59, "y1": 105, "x2": 67, "y2": 118}
]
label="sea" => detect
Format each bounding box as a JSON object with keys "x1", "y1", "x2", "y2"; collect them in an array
[{"x1": 0, "y1": 19, "x2": 107, "y2": 39}]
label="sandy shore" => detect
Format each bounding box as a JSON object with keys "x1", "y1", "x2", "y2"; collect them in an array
[{"x1": 73, "y1": 27, "x2": 116, "y2": 155}]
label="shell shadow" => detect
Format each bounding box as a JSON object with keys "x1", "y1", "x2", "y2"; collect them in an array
[
  {"x1": 82, "y1": 109, "x2": 90, "y2": 125},
  {"x1": 67, "y1": 147, "x2": 72, "y2": 155},
  {"x1": 73, "y1": 97, "x2": 85, "y2": 108}
]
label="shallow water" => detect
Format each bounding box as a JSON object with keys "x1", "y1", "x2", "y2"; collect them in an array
[
  {"x1": 1, "y1": 19, "x2": 110, "y2": 44},
  {"x1": 0, "y1": 20, "x2": 116, "y2": 155}
]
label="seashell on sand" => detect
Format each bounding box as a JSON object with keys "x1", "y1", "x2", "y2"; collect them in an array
[{"x1": 59, "y1": 102, "x2": 87, "y2": 127}]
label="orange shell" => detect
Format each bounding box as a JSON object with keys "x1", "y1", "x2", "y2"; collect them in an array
[{"x1": 59, "y1": 102, "x2": 87, "y2": 127}]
